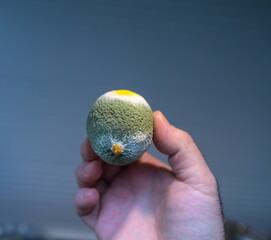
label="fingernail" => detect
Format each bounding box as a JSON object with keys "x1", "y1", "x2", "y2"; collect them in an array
[
  {"x1": 80, "y1": 189, "x2": 92, "y2": 201},
  {"x1": 80, "y1": 190, "x2": 86, "y2": 201},
  {"x1": 159, "y1": 111, "x2": 169, "y2": 125},
  {"x1": 86, "y1": 191, "x2": 93, "y2": 198},
  {"x1": 83, "y1": 164, "x2": 90, "y2": 174}
]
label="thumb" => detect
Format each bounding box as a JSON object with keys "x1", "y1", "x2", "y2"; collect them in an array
[{"x1": 153, "y1": 111, "x2": 217, "y2": 195}]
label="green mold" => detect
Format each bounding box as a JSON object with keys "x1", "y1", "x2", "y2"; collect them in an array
[{"x1": 86, "y1": 91, "x2": 153, "y2": 165}]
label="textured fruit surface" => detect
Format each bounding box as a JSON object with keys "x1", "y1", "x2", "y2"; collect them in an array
[{"x1": 86, "y1": 90, "x2": 153, "y2": 165}]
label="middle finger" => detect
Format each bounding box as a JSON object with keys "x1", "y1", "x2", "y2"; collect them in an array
[{"x1": 76, "y1": 160, "x2": 102, "y2": 188}]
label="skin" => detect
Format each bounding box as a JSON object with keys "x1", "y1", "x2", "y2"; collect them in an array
[{"x1": 75, "y1": 111, "x2": 225, "y2": 240}]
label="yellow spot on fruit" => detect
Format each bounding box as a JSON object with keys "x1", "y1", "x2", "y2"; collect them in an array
[
  {"x1": 112, "y1": 144, "x2": 123, "y2": 156},
  {"x1": 114, "y1": 90, "x2": 138, "y2": 96}
]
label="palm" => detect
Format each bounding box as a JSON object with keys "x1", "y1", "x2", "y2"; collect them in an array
[
  {"x1": 76, "y1": 112, "x2": 225, "y2": 240},
  {"x1": 81, "y1": 154, "x2": 222, "y2": 240}
]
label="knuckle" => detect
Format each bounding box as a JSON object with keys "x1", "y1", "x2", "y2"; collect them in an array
[
  {"x1": 78, "y1": 161, "x2": 101, "y2": 184},
  {"x1": 209, "y1": 174, "x2": 218, "y2": 186},
  {"x1": 74, "y1": 190, "x2": 83, "y2": 207},
  {"x1": 75, "y1": 165, "x2": 81, "y2": 178},
  {"x1": 80, "y1": 138, "x2": 90, "y2": 160},
  {"x1": 180, "y1": 130, "x2": 194, "y2": 147},
  {"x1": 205, "y1": 173, "x2": 219, "y2": 191},
  {"x1": 74, "y1": 190, "x2": 86, "y2": 216},
  {"x1": 76, "y1": 163, "x2": 89, "y2": 184},
  {"x1": 80, "y1": 146, "x2": 87, "y2": 160}
]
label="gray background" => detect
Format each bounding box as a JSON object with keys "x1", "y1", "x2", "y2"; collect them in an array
[{"x1": 0, "y1": 0, "x2": 270, "y2": 239}]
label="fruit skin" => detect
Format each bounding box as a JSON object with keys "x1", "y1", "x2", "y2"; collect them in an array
[{"x1": 86, "y1": 90, "x2": 153, "y2": 166}]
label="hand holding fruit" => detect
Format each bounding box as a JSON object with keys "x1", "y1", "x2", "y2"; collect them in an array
[{"x1": 75, "y1": 91, "x2": 225, "y2": 240}]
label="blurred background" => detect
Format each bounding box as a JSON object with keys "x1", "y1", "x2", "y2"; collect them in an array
[{"x1": 0, "y1": 0, "x2": 270, "y2": 239}]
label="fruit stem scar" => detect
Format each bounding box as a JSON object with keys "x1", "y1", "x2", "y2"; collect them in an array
[{"x1": 112, "y1": 144, "x2": 123, "y2": 156}]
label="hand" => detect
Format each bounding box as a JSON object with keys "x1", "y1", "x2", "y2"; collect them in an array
[{"x1": 75, "y1": 111, "x2": 225, "y2": 240}]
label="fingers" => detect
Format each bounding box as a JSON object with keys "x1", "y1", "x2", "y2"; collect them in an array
[
  {"x1": 75, "y1": 188, "x2": 99, "y2": 216},
  {"x1": 102, "y1": 163, "x2": 123, "y2": 182},
  {"x1": 76, "y1": 138, "x2": 112, "y2": 221},
  {"x1": 80, "y1": 137, "x2": 100, "y2": 162},
  {"x1": 75, "y1": 160, "x2": 108, "y2": 218},
  {"x1": 153, "y1": 111, "x2": 216, "y2": 194},
  {"x1": 76, "y1": 160, "x2": 103, "y2": 188},
  {"x1": 80, "y1": 137, "x2": 123, "y2": 182}
]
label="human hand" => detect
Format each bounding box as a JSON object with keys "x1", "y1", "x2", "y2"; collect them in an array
[{"x1": 75, "y1": 111, "x2": 225, "y2": 240}]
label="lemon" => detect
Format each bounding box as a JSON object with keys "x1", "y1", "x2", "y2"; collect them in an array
[{"x1": 86, "y1": 90, "x2": 153, "y2": 166}]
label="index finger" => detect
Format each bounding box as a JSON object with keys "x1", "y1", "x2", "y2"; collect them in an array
[{"x1": 80, "y1": 137, "x2": 100, "y2": 162}]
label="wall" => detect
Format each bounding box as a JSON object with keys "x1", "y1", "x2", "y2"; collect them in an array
[{"x1": 1, "y1": 0, "x2": 270, "y2": 238}]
